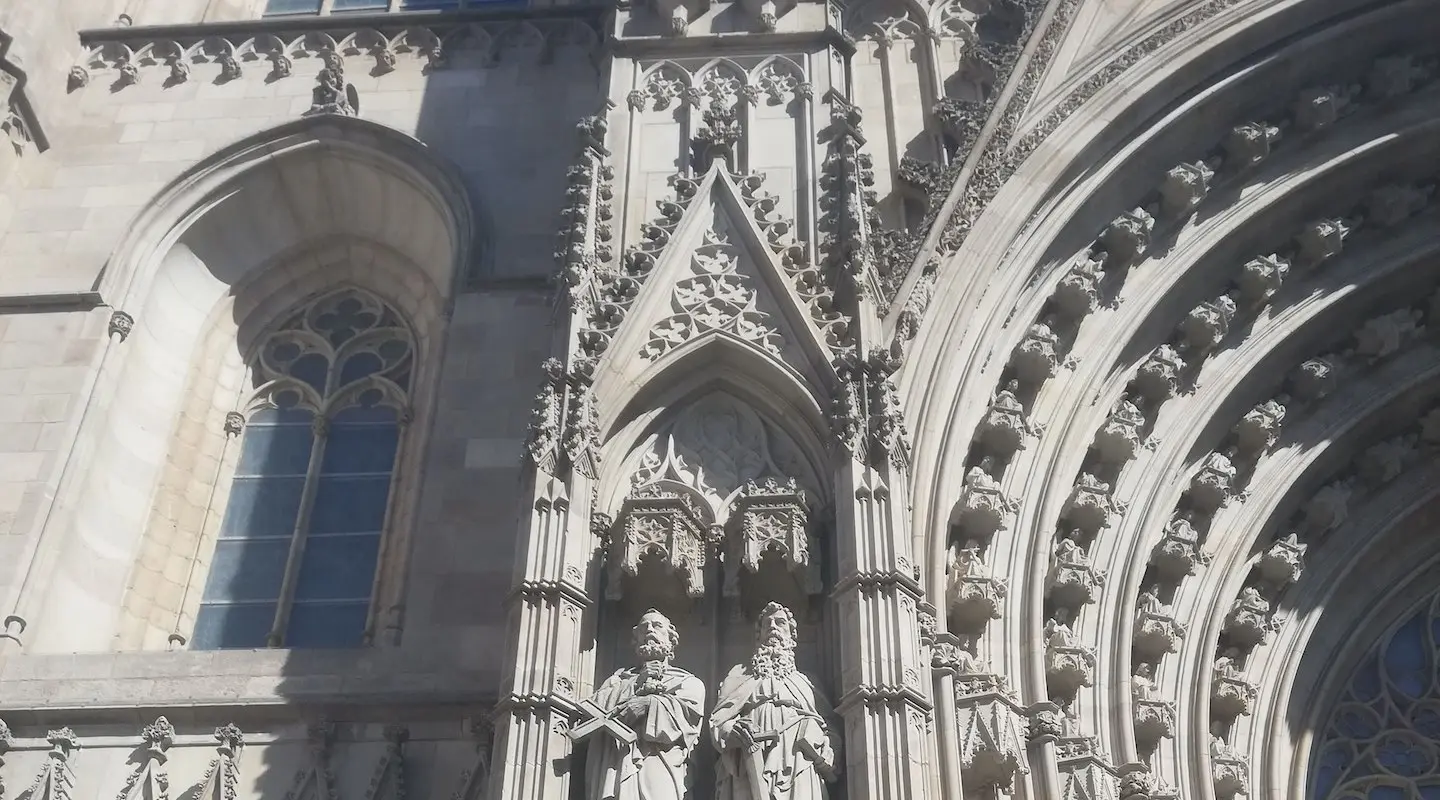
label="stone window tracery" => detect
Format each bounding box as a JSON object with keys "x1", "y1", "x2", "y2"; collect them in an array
[
  {"x1": 191, "y1": 288, "x2": 412, "y2": 650},
  {"x1": 1311, "y1": 590, "x2": 1440, "y2": 800}
]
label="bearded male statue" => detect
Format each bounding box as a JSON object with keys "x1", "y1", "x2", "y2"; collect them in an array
[
  {"x1": 709, "y1": 602, "x2": 840, "y2": 800},
  {"x1": 573, "y1": 609, "x2": 706, "y2": 800}
]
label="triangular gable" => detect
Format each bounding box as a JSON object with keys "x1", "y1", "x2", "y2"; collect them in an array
[
  {"x1": 363, "y1": 727, "x2": 407, "y2": 800},
  {"x1": 283, "y1": 724, "x2": 336, "y2": 800},
  {"x1": 590, "y1": 165, "x2": 842, "y2": 403},
  {"x1": 23, "y1": 730, "x2": 79, "y2": 800},
  {"x1": 194, "y1": 726, "x2": 243, "y2": 800},
  {"x1": 446, "y1": 721, "x2": 492, "y2": 800}
]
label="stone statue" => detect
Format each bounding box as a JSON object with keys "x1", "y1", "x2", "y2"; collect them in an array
[
  {"x1": 710, "y1": 602, "x2": 840, "y2": 800},
  {"x1": 573, "y1": 609, "x2": 706, "y2": 800}
]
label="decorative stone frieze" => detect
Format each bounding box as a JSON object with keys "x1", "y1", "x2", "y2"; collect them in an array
[
  {"x1": 1211, "y1": 648, "x2": 1258, "y2": 721},
  {"x1": 947, "y1": 540, "x2": 1007, "y2": 630},
  {"x1": 1133, "y1": 345, "x2": 1186, "y2": 403},
  {"x1": 1256, "y1": 533, "x2": 1305, "y2": 588},
  {"x1": 1132, "y1": 589, "x2": 1185, "y2": 661},
  {"x1": 1060, "y1": 473, "x2": 1122, "y2": 538},
  {"x1": 1046, "y1": 537, "x2": 1106, "y2": 609},
  {"x1": 1152, "y1": 513, "x2": 1210, "y2": 581},
  {"x1": 1094, "y1": 398, "x2": 1147, "y2": 464},
  {"x1": 953, "y1": 462, "x2": 1018, "y2": 543},
  {"x1": 1222, "y1": 586, "x2": 1280, "y2": 648},
  {"x1": 1233, "y1": 400, "x2": 1285, "y2": 454}
]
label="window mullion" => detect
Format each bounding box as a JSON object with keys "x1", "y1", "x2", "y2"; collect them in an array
[{"x1": 267, "y1": 415, "x2": 330, "y2": 647}]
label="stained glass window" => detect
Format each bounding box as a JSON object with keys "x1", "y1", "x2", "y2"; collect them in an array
[
  {"x1": 191, "y1": 289, "x2": 412, "y2": 650},
  {"x1": 1311, "y1": 591, "x2": 1440, "y2": 800}
]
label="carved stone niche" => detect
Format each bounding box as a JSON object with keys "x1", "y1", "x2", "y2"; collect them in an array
[
  {"x1": 954, "y1": 464, "x2": 1019, "y2": 544},
  {"x1": 1287, "y1": 356, "x2": 1340, "y2": 403},
  {"x1": 976, "y1": 380, "x2": 1037, "y2": 457},
  {"x1": 1233, "y1": 400, "x2": 1285, "y2": 454},
  {"x1": 1224, "y1": 122, "x2": 1281, "y2": 170},
  {"x1": 1295, "y1": 218, "x2": 1350, "y2": 267},
  {"x1": 1094, "y1": 398, "x2": 1147, "y2": 464},
  {"x1": 1132, "y1": 589, "x2": 1185, "y2": 661},
  {"x1": 1300, "y1": 478, "x2": 1352, "y2": 536},
  {"x1": 1222, "y1": 586, "x2": 1278, "y2": 648},
  {"x1": 1100, "y1": 208, "x2": 1156, "y2": 265},
  {"x1": 1210, "y1": 735, "x2": 1251, "y2": 800},
  {"x1": 1238, "y1": 254, "x2": 1290, "y2": 306},
  {"x1": 1211, "y1": 649, "x2": 1258, "y2": 721},
  {"x1": 1182, "y1": 296, "x2": 1237, "y2": 351},
  {"x1": 1188, "y1": 451, "x2": 1238, "y2": 512},
  {"x1": 947, "y1": 540, "x2": 1007, "y2": 631},
  {"x1": 1053, "y1": 254, "x2": 1106, "y2": 318},
  {"x1": 1046, "y1": 536, "x2": 1105, "y2": 609},
  {"x1": 1044, "y1": 611, "x2": 1096, "y2": 703},
  {"x1": 1012, "y1": 321, "x2": 1062, "y2": 384},
  {"x1": 605, "y1": 485, "x2": 712, "y2": 601},
  {"x1": 1133, "y1": 345, "x2": 1186, "y2": 403},
  {"x1": 1057, "y1": 736, "x2": 1120, "y2": 800},
  {"x1": 1256, "y1": 533, "x2": 1305, "y2": 588},
  {"x1": 1291, "y1": 84, "x2": 1359, "y2": 131},
  {"x1": 1060, "y1": 473, "x2": 1121, "y2": 538},
  {"x1": 954, "y1": 674, "x2": 1029, "y2": 795},
  {"x1": 723, "y1": 478, "x2": 820, "y2": 598},
  {"x1": 1160, "y1": 161, "x2": 1215, "y2": 217},
  {"x1": 1357, "y1": 434, "x2": 1418, "y2": 488},
  {"x1": 1152, "y1": 513, "x2": 1211, "y2": 581},
  {"x1": 1132, "y1": 665, "x2": 1176, "y2": 746},
  {"x1": 1364, "y1": 286, "x2": 1423, "y2": 340}
]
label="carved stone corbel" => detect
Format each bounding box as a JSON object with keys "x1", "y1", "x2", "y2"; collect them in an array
[
  {"x1": 1287, "y1": 356, "x2": 1340, "y2": 403},
  {"x1": 1357, "y1": 434, "x2": 1418, "y2": 487},
  {"x1": 1160, "y1": 161, "x2": 1214, "y2": 217},
  {"x1": 1300, "y1": 479, "x2": 1353, "y2": 536},
  {"x1": 1011, "y1": 321, "x2": 1061, "y2": 383},
  {"x1": 1054, "y1": 254, "x2": 1106, "y2": 317},
  {"x1": 946, "y1": 541, "x2": 1006, "y2": 630},
  {"x1": 1256, "y1": 533, "x2": 1305, "y2": 588},
  {"x1": 1046, "y1": 537, "x2": 1105, "y2": 609},
  {"x1": 1094, "y1": 398, "x2": 1146, "y2": 464},
  {"x1": 1291, "y1": 84, "x2": 1358, "y2": 131},
  {"x1": 1233, "y1": 400, "x2": 1285, "y2": 454},
  {"x1": 1060, "y1": 473, "x2": 1121, "y2": 538},
  {"x1": 1224, "y1": 122, "x2": 1281, "y2": 170},
  {"x1": 1295, "y1": 218, "x2": 1350, "y2": 267},
  {"x1": 1151, "y1": 512, "x2": 1209, "y2": 580},
  {"x1": 650, "y1": 0, "x2": 707, "y2": 34},
  {"x1": 1210, "y1": 735, "x2": 1250, "y2": 799},
  {"x1": 1181, "y1": 296, "x2": 1236, "y2": 351},
  {"x1": 1044, "y1": 610, "x2": 1095, "y2": 703},
  {"x1": 1133, "y1": 345, "x2": 1185, "y2": 403},
  {"x1": 1211, "y1": 649, "x2": 1258, "y2": 721},
  {"x1": 976, "y1": 380, "x2": 1038, "y2": 457},
  {"x1": 1188, "y1": 451, "x2": 1238, "y2": 511},
  {"x1": 1133, "y1": 589, "x2": 1185, "y2": 661},
  {"x1": 1132, "y1": 665, "x2": 1176, "y2": 746},
  {"x1": 1222, "y1": 586, "x2": 1279, "y2": 648},
  {"x1": 953, "y1": 462, "x2": 1018, "y2": 543},
  {"x1": 1237, "y1": 254, "x2": 1289, "y2": 306},
  {"x1": 1100, "y1": 208, "x2": 1155, "y2": 264}
]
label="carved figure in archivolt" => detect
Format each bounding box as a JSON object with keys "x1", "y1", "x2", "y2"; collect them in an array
[
  {"x1": 573, "y1": 610, "x2": 706, "y2": 800},
  {"x1": 710, "y1": 602, "x2": 840, "y2": 800}
]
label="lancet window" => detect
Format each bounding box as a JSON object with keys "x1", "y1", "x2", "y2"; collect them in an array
[
  {"x1": 1311, "y1": 589, "x2": 1440, "y2": 800},
  {"x1": 191, "y1": 288, "x2": 412, "y2": 650}
]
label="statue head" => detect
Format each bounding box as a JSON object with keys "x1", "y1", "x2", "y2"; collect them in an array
[
  {"x1": 632, "y1": 608, "x2": 679, "y2": 663},
  {"x1": 752, "y1": 602, "x2": 798, "y2": 678}
]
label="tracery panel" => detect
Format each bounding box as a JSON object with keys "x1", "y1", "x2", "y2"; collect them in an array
[
  {"x1": 191, "y1": 288, "x2": 412, "y2": 650},
  {"x1": 1312, "y1": 590, "x2": 1440, "y2": 800}
]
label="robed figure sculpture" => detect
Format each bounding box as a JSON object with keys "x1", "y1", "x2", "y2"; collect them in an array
[
  {"x1": 572, "y1": 609, "x2": 707, "y2": 800},
  {"x1": 710, "y1": 602, "x2": 840, "y2": 800}
]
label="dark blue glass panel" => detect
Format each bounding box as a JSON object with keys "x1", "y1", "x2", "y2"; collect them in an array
[
  {"x1": 236, "y1": 422, "x2": 313, "y2": 476},
  {"x1": 334, "y1": 404, "x2": 399, "y2": 423},
  {"x1": 340, "y1": 351, "x2": 384, "y2": 385},
  {"x1": 220, "y1": 476, "x2": 306, "y2": 539},
  {"x1": 201, "y1": 539, "x2": 290, "y2": 602},
  {"x1": 1384, "y1": 615, "x2": 1430, "y2": 699},
  {"x1": 291, "y1": 353, "x2": 330, "y2": 395},
  {"x1": 1352, "y1": 657, "x2": 1383, "y2": 701},
  {"x1": 321, "y1": 422, "x2": 399, "y2": 474},
  {"x1": 401, "y1": 0, "x2": 461, "y2": 6},
  {"x1": 309, "y1": 475, "x2": 392, "y2": 534},
  {"x1": 293, "y1": 533, "x2": 381, "y2": 601},
  {"x1": 286, "y1": 602, "x2": 369, "y2": 648},
  {"x1": 1418, "y1": 784, "x2": 1440, "y2": 800},
  {"x1": 192, "y1": 602, "x2": 276, "y2": 649},
  {"x1": 331, "y1": 0, "x2": 389, "y2": 12},
  {"x1": 263, "y1": 0, "x2": 322, "y2": 13},
  {"x1": 1369, "y1": 786, "x2": 1407, "y2": 800}
]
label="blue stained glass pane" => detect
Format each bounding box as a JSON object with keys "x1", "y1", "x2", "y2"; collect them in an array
[
  {"x1": 1385, "y1": 615, "x2": 1431, "y2": 698},
  {"x1": 286, "y1": 602, "x2": 369, "y2": 648},
  {"x1": 331, "y1": 0, "x2": 388, "y2": 10},
  {"x1": 1418, "y1": 784, "x2": 1440, "y2": 800},
  {"x1": 236, "y1": 422, "x2": 314, "y2": 476},
  {"x1": 1353, "y1": 658, "x2": 1383, "y2": 701},
  {"x1": 193, "y1": 603, "x2": 277, "y2": 649},
  {"x1": 335, "y1": 404, "x2": 400, "y2": 423},
  {"x1": 220, "y1": 476, "x2": 306, "y2": 539},
  {"x1": 290, "y1": 353, "x2": 330, "y2": 395},
  {"x1": 321, "y1": 422, "x2": 399, "y2": 474},
  {"x1": 294, "y1": 533, "x2": 381, "y2": 601},
  {"x1": 402, "y1": 0, "x2": 461, "y2": 6},
  {"x1": 309, "y1": 475, "x2": 392, "y2": 534},
  {"x1": 263, "y1": 0, "x2": 321, "y2": 13},
  {"x1": 1369, "y1": 787, "x2": 1407, "y2": 800},
  {"x1": 201, "y1": 539, "x2": 290, "y2": 601},
  {"x1": 340, "y1": 351, "x2": 384, "y2": 385}
]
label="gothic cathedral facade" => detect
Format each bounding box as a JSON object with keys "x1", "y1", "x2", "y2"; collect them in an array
[{"x1": 0, "y1": 1, "x2": 1434, "y2": 799}]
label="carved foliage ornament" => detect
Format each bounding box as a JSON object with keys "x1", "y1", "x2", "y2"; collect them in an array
[{"x1": 26, "y1": 729, "x2": 79, "y2": 800}]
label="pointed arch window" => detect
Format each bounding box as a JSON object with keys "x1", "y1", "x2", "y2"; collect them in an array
[
  {"x1": 192, "y1": 289, "x2": 412, "y2": 650},
  {"x1": 1311, "y1": 590, "x2": 1440, "y2": 800}
]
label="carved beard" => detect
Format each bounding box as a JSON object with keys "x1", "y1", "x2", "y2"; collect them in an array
[
  {"x1": 636, "y1": 636, "x2": 673, "y2": 663},
  {"x1": 750, "y1": 632, "x2": 797, "y2": 678}
]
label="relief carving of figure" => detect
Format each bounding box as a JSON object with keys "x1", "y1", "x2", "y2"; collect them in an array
[
  {"x1": 574, "y1": 610, "x2": 706, "y2": 800},
  {"x1": 710, "y1": 602, "x2": 840, "y2": 800}
]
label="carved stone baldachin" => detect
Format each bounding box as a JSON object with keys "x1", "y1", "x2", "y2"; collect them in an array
[
  {"x1": 1233, "y1": 400, "x2": 1285, "y2": 454},
  {"x1": 955, "y1": 678, "x2": 1030, "y2": 793},
  {"x1": 1101, "y1": 208, "x2": 1156, "y2": 264},
  {"x1": 1152, "y1": 513, "x2": 1210, "y2": 581},
  {"x1": 1222, "y1": 586, "x2": 1279, "y2": 648},
  {"x1": 1046, "y1": 537, "x2": 1105, "y2": 609},
  {"x1": 1211, "y1": 650, "x2": 1258, "y2": 721},
  {"x1": 1133, "y1": 589, "x2": 1185, "y2": 661},
  {"x1": 1256, "y1": 533, "x2": 1305, "y2": 588},
  {"x1": 954, "y1": 463, "x2": 1018, "y2": 543},
  {"x1": 1094, "y1": 398, "x2": 1147, "y2": 464},
  {"x1": 1160, "y1": 161, "x2": 1215, "y2": 217},
  {"x1": 1133, "y1": 345, "x2": 1186, "y2": 403},
  {"x1": 1237, "y1": 254, "x2": 1289, "y2": 306},
  {"x1": 1060, "y1": 473, "x2": 1122, "y2": 537},
  {"x1": 1188, "y1": 451, "x2": 1238, "y2": 511},
  {"x1": 1012, "y1": 321, "x2": 1062, "y2": 384},
  {"x1": 1182, "y1": 296, "x2": 1237, "y2": 352},
  {"x1": 947, "y1": 541, "x2": 1007, "y2": 630}
]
